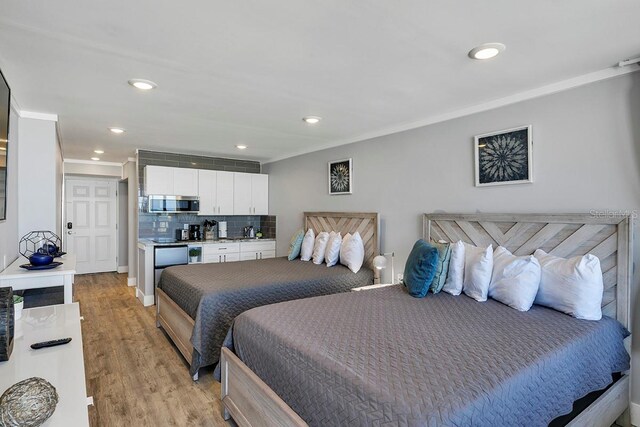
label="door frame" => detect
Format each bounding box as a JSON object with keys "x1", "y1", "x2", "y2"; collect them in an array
[{"x1": 63, "y1": 175, "x2": 121, "y2": 272}]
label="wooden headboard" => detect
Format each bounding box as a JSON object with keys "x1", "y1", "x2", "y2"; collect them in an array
[
  {"x1": 423, "y1": 213, "x2": 633, "y2": 330},
  {"x1": 304, "y1": 212, "x2": 379, "y2": 272}
]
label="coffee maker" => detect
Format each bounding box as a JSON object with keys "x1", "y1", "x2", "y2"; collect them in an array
[{"x1": 188, "y1": 224, "x2": 201, "y2": 241}]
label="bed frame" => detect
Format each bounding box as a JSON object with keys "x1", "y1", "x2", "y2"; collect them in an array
[
  {"x1": 156, "y1": 211, "x2": 379, "y2": 381},
  {"x1": 220, "y1": 212, "x2": 632, "y2": 427}
]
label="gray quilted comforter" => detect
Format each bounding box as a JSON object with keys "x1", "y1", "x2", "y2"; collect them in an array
[
  {"x1": 157, "y1": 257, "x2": 373, "y2": 374},
  {"x1": 225, "y1": 285, "x2": 629, "y2": 426}
]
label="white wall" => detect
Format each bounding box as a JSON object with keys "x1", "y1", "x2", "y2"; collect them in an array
[
  {"x1": 118, "y1": 180, "x2": 128, "y2": 268},
  {"x1": 64, "y1": 161, "x2": 122, "y2": 177},
  {"x1": 0, "y1": 103, "x2": 20, "y2": 270},
  {"x1": 17, "y1": 117, "x2": 59, "y2": 237},
  {"x1": 123, "y1": 160, "x2": 137, "y2": 282},
  {"x1": 264, "y1": 72, "x2": 640, "y2": 404}
]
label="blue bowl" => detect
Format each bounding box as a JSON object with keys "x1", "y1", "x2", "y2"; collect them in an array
[{"x1": 29, "y1": 253, "x2": 54, "y2": 266}]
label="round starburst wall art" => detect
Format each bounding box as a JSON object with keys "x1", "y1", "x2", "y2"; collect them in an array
[
  {"x1": 328, "y1": 158, "x2": 352, "y2": 195},
  {"x1": 475, "y1": 125, "x2": 533, "y2": 187}
]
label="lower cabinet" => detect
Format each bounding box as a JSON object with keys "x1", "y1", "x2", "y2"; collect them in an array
[{"x1": 202, "y1": 241, "x2": 276, "y2": 264}]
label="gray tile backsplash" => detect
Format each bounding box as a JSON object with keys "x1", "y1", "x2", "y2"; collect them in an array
[{"x1": 137, "y1": 150, "x2": 273, "y2": 239}]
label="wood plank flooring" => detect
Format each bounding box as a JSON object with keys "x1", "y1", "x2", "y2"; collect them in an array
[{"x1": 75, "y1": 272, "x2": 233, "y2": 426}]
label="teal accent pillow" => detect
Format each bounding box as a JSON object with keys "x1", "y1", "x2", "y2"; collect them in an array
[
  {"x1": 403, "y1": 240, "x2": 440, "y2": 298},
  {"x1": 429, "y1": 241, "x2": 452, "y2": 293},
  {"x1": 287, "y1": 229, "x2": 305, "y2": 260}
]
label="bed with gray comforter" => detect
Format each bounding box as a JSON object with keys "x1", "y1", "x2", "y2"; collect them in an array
[
  {"x1": 157, "y1": 257, "x2": 373, "y2": 375},
  {"x1": 222, "y1": 285, "x2": 630, "y2": 426}
]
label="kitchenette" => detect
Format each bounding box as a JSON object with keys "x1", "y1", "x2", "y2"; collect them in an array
[{"x1": 136, "y1": 151, "x2": 276, "y2": 306}]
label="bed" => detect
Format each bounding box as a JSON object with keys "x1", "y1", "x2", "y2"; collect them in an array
[
  {"x1": 155, "y1": 212, "x2": 379, "y2": 379},
  {"x1": 219, "y1": 212, "x2": 633, "y2": 427}
]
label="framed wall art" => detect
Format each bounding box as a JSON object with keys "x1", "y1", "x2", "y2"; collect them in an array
[
  {"x1": 475, "y1": 125, "x2": 533, "y2": 187},
  {"x1": 328, "y1": 158, "x2": 352, "y2": 195}
]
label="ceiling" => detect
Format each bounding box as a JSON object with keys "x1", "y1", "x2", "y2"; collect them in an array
[{"x1": 0, "y1": 1, "x2": 639, "y2": 163}]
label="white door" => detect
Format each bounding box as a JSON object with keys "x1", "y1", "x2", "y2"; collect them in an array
[
  {"x1": 252, "y1": 174, "x2": 269, "y2": 215},
  {"x1": 217, "y1": 171, "x2": 234, "y2": 215},
  {"x1": 65, "y1": 179, "x2": 118, "y2": 274},
  {"x1": 233, "y1": 173, "x2": 252, "y2": 215}
]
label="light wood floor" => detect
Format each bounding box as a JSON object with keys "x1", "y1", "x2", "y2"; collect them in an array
[{"x1": 75, "y1": 272, "x2": 233, "y2": 427}]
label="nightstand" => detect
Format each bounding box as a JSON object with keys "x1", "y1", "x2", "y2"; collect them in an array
[{"x1": 351, "y1": 283, "x2": 397, "y2": 292}]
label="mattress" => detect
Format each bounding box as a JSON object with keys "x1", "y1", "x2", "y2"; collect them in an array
[
  {"x1": 157, "y1": 257, "x2": 373, "y2": 374},
  {"x1": 226, "y1": 285, "x2": 630, "y2": 427}
]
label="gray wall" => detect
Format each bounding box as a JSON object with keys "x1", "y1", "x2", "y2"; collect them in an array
[
  {"x1": 0, "y1": 103, "x2": 20, "y2": 270},
  {"x1": 264, "y1": 72, "x2": 640, "y2": 402},
  {"x1": 123, "y1": 161, "x2": 137, "y2": 281}
]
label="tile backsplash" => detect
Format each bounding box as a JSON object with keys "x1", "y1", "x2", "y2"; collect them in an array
[{"x1": 137, "y1": 150, "x2": 275, "y2": 239}]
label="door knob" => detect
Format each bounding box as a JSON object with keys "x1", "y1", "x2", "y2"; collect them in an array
[{"x1": 67, "y1": 231, "x2": 75, "y2": 235}]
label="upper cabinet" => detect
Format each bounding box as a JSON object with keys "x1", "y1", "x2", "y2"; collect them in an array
[
  {"x1": 234, "y1": 172, "x2": 268, "y2": 215},
  {"x1": 146, "y1": 166, "x2": 267, "y2": 215},
  {"x1": 198, "y1": 170, "x2": 235, "y2": 215},
  {"x1": 145, "y1": 166, "x2": 199, "y2": 196}
]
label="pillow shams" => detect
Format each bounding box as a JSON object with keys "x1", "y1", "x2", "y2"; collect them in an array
[
  {"x1": 340, "y1": 232, "x2": 365, "y2": 273},
  {"x1": 325, "y1": 232, "x2": 342, "y2": 267},
  {"x1": 287, "y1": 229, "x2": 305, "y2": 261},
  {"x1": 534, "y1": 249, "x2": 603, "y2": 320},
  {"x1": 312, "y1": 232, "x2": 331, "y2": 264},
  {"x1": 300, "y1": 229, "x2": 315, "y2": 261},
  {"x1": 462, "y1": 243, "x2": 493, "y2": 302},
  {"x1": 489, "y1": 246, "x2": 540, "y2": 311},
  {"x1": 443, "y1": 241, "x2": 465, "y2": 295}
]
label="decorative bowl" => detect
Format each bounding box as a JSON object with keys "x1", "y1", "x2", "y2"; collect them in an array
[{"x1": 29, "y1": 253, "x2": 54, "y2": 266}]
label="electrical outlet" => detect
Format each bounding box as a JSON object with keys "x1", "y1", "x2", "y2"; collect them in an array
[{"x1": 397, "y1": 273, "x2": 403, "y2": 283}]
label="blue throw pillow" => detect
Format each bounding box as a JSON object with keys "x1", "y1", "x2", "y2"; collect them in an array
[
  {"x1": 403, "y1": 240, "x2": 440, "y2": 298},
  {"x1": 287, "y1": 229, "x2": 305, "y2": 260},
  {"x1": 429, "y1": 241, "x2": 452, "y2": 294}
]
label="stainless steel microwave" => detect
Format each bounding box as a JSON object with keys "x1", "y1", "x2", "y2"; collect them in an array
[{"x1": 148, "y1": 195, "x2": 200, "y2": 213}]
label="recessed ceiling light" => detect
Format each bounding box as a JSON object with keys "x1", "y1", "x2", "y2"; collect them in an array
[
  {"x1": 109, "y1": 127, "x2": 125, "y2": 134},
  {"x1": 94, "y1": 150, "x2": 104, "y2": 154},
  {"x1": 128, "y1": 79, "x2": 157, "y2": 90},
  {"x1": 91, "y1": 157, "x2": 100, "y2": 161},
  {"x1": 468, "y1": 43, "x2": 506, "y2": 60},
  {"x1": 236, "y1": 144, "x2": 247, "y2": 150},
  {"x1": 302, "y1": 116, "x2": 322, "y2": 124}
]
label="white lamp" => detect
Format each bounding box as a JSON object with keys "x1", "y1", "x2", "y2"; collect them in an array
[{"x1": 373, "y1": 252, "x2": 395, "y2": 284}]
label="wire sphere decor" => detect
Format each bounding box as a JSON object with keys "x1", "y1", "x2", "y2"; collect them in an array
[{"x1": 18, "y1": 231, "x2": 63, "y2": 260}]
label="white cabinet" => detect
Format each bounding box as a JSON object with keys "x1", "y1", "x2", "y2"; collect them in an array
[
  {"x1": 217, "y1": 171, "x2": 235, "y2": 215},
  {"x1": 233, "y1": 173, "x2": 269, "y2": 215},
  {"x1": 144, "y1": 166, "x2": 174, "y2": 195},
  {"x1": 199, "y1": 170, "x2": 238, "y2": 215},
  {"x1": 144, "y1": 166, "x2": 198, "y2": 196},
  {"x1": 203, "y1": 242, "x2": 240, "y2": 263},
  {"x1": 239, "y1": 241, "x2": 276, "y2": 260},
  {"x1": 173, "y1": 168, "x2": 199, "y2": 196}
]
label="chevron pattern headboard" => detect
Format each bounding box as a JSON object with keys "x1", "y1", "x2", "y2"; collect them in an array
[
  {"x1": 423, "y1": 213, "x2": 632, "y2": 330},
  {"x1": 304, "y1": 212, "x2": 379, "y2": 273}
]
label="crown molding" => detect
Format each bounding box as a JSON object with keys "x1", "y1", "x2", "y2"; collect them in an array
[
  {"x1": 264, "y1": 64, "x2": 640, "y2": 164},
  {"x1": 64, "y1": 158, "x2": 124, "y2": 167},
  {"x1": 19, "y1": 110, "x2": 58, "y2": 121}
]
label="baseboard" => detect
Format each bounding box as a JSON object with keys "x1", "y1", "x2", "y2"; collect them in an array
[
  {"x1": 630, "y1": 401, "x2": 639, "y2": 426},
  {"x1": 117, "y1": 266, "x2": 129, "y2": 274},
  {"x1": 127, "y1": 277, "x2": 136, "y2": 287},
  {"x1": 135, "y1": 288, "x2": 154, "y2": 307}
]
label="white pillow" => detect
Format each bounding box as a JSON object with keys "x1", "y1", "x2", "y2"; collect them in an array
[
  {"x1": 300, "y1": 229, "x2": 315, "y2": 261},
  {"x1": 312, "y1": 232, "x2": 330, "y2": 265},
  {"x1": 489, "y1": 246, "x2": 541, "y2": 311},
  {"x1": 463, "y1": 243, "x2": 493, "y2": 302},
  {"x1": 533, "y1": 249, "x2": 603, "y2": 320},
  {"x1": 325, "y1": 232, "x2": 342, "y2": 267},
  {"x1": 443, "y1": 241, "x2": 465, "y2": 296},
  {"x1": 340, "y1": 232, "x2": 364, "y2": 273}
]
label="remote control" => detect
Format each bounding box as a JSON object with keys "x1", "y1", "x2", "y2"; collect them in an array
[{"x1": 31, "y1": 338, "x2": 72, "y2": 350}]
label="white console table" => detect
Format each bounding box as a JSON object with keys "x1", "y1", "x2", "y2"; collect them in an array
[
  {"x1": 0, "y1": 303, "x2": 89, "y2": 426},
  {"x1": 0, "y1": 255, "x2": 76, "y2": 303}
]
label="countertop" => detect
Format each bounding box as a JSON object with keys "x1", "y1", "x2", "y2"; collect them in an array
[{"x1": 138, "y1": 238, "x2": 276, "y2": 248}]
